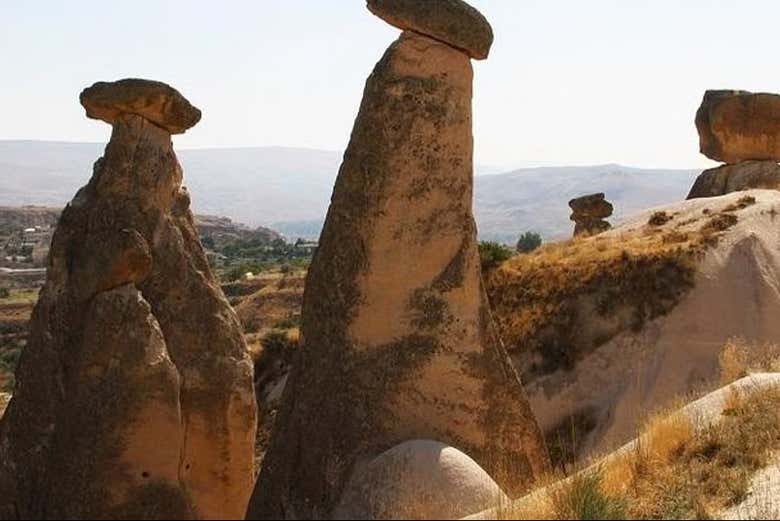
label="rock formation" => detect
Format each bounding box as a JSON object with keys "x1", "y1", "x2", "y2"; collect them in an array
[
  {"x1": 0, "y1": 79, "x2": 257, "y2": 520},
  {"x1": 689, "y1": 90, "x2": 780, "y2": 199},
  {"x1": 335, "y1": 440, "x2": 508, "y2": 520},
  {"x1": 569, "y1": 193, "x2": 613, "y2": 237},
  {"x1": 696, "y1": 90, "x2": 780, "y2": 164},
  {"x1": 688, "y1": 161, "x2": 780, "y2": 199},
  {"x1": 248, "y1": 1, "x2": 549, "y2": 519},
  {"x1": 488, "y1": 189, "x2": 780, "y2": 463}
]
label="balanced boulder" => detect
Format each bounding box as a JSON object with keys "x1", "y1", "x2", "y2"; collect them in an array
[
  {"x1": 687, "y1": 160, "x2": 780, "y2": 199},
  {"x1": 569, "y1": 193, "x2": 613, "y2": 237},
  {"x1": 80, "y1": 78, "x2": 202, "y2": 134},
  {"x1": 366, "y1": 0, "x2": 494, "y2": 59},
  {"x1": 0, "y1": 79, "x2": 257, "y2": 520},
  {"x1": 696, "y1": 90, "x2": 780, "y2": 164},
  {"x1": 248, "y1": 4, "x2": 549, "y2": 519}
]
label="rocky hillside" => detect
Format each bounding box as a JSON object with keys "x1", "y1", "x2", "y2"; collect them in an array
[{"x1": 487, "y1": 189, "x2": 780, "y2": 463}]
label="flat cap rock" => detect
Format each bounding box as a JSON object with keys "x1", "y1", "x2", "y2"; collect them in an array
[
  {"x1": 367, "y1": 0, "x2": 494, "y2": 59},
  {"x1": 696, "y1": 90, "x2": 780, "y2": 163},
  {"x1": 80, "y1": 78, "x2": 201, "y2": 134},
  {"x1": 569, "y1": 192, "x2": 613, "y2": 219}
]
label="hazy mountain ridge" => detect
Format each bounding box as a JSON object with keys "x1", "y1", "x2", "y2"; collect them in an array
[{"x1": 0, "y1": 141, "x2": 701, "y2": 241}]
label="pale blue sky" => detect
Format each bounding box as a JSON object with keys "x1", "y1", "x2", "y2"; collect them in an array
[{"x1": 2, "y1": 1, "x2": 779, "y2": 169}]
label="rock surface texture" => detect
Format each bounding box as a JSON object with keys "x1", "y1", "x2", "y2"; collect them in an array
[
  {"x1": 335, "y1": 440, "x2": 508, "y2": 520},
  {"x1": 506, "y1": 191, "x2": 780, "y2": 460},
  {"x1": 687, "y1": 160, "x2": 780, "y2": 199},
  {"x1": 569, "y1": 193, "x2": 613, "y2": 237},
  {"x1": 366, "y1": 0, "x2": 494, "y2": 59},
  {"x1": 696, "y1": 90, "x2": 780, "y2": 164},
  {"x1": 248, "y1": 4, "x2": 549, "y2": 519},
  {"x1": 691, "y1": 90, "x2": 780, "y2": 199},
  {"x1": 0, "y1": 79, "x2": 257, "y2": 520},
  {"x1": 80, "y1": 78, "x2": 202, "y2": 134}
]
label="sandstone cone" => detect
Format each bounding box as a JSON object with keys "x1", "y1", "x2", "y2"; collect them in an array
[
  {"x1": 687, "y1": 160, "x2": 780, "y2": 199},
  {"x1": 569, "y1": 193, "x2": 613, "y2": 237},
  {"x1": 248, "y1": 17, "x2": 549, "y2": 520},
  {"x1": 696, "y1": 90, "x2": 780, "y2": 164},
  {"x1": 0, "y1": 80, "x2": 256, "y2": 520}
]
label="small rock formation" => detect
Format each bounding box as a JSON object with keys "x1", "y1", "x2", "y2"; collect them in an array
[
  {"x1": 689, "y1": 90, "x2": 780, "y2": 199},
  {"x1": 248, "y1": 2, "x2": 549, "y2": 519},
  {"x1": 569, "y1": 193, "x2": 613, "y2": 237},
  {"x1": 0, "y1": 79, "x2": 257, "y2": 520},
  {"x1": 334, "y1": 440, "x2": 508, "y2": 520}
]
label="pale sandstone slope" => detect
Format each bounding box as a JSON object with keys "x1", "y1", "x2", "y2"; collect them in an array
[{"x1": 523, "y1": 189, "x2": 780, "y2": 458}]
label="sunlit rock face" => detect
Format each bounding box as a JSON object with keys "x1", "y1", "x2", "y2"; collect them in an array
[
  {"x1": 247, "y1": 3, "x2": 549, "y2": 519},
  {"x1": 0, "y1": 79, "x2": 257, "y2": 520},
  {"x1": 696, "y1": 90, "x2": 780, "y2": 164}
]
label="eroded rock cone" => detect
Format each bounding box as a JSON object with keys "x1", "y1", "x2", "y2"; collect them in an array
[
  {"x1": 569, "y1": 193, "x2": 613, "y2": 237},
  {"x1": 687, "y1": 160, "x2": 780, "y2": 199},
  {"x1": 696, "y1": 90, "x2": 780, "y2": 164},
  {"x1": 248, "y1": 5, "x2": 549, "y2": 519},
  {"x1": 0, "y1": 79, "x2": 257, "y2": 520}
]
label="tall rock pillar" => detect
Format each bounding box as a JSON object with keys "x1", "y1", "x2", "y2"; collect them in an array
[
  {"x1": 248, "y1": 2, "x2": 549, "y2": 519},
  {"x1": 0, "y1": 79, "x2": 257, "y2": 520}
]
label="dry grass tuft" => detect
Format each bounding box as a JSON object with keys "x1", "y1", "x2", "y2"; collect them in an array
[
  {"x1": 550, "y1": 470, "x2": 627, "y2": 520},
  {"x1": 701, "y1": 212, "x2": 739, "y2": 238},
  {"x1": 723, "y1": 195, "x2": 758, "y2": 213},
  {"x1": 648, "y1": 211, "x2": 673, "y2": 227},
  {"x1": 507, "y1": 384, "x2": 780, "y2": 520},
  {"x1": 719, "y1": 338, "x2": 780, "y2": 385},
  {"x1": 0, "y1": 392, "x2": 10, "y2": 419}
]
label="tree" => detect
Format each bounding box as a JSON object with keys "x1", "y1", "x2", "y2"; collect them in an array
[
  {"x1": 479, "y1": 241, "x2": 514, "y2": 272},
  {"x1": 516, "y1": 231, "x2": 543, "y2": 254}
]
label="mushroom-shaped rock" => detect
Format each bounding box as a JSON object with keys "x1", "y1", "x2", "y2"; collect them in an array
[
  {"x1": 569, "y1": 193, "x2": 614, "y2": 237},
  {"x1": 248, "y1": 18, "x2": 549, "y2": 520},
  {"x1": 335, "y1": 440, "x2": 508, "y2": 520},
  {"x1": 687, "y1": 160, "x2": 780, "y2": 199},
  {"x1": 80, "y1": 78, "x2": 202, "y2": 134},
  {"x1": 696, "y1": 90, "x2": 780, "y2": 164},
  {"x1": 569, "y1": 193, "x2": 613, "y2": 219},
  {"x1": 367, "y1": 0, "x2": 494, "y2": 59},
  {"x1": 0, "y1": 80, "x2": 256, "y2": 520}
]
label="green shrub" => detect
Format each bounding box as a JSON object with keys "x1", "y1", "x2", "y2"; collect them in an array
[
  {"x1": 0, "y1": 288, "x2": 9, "y2": 299},
  {"x1": 552, "y1": 470, "x2": 627, "y2": 520},
  {"x1": 479, "y1": 241, "x2": 514, "y2": 272},
  {"x1": 516, "y1": 231, "x2": 543, "y2": 254},
  {"x1": 273, "y1": 317, "x2": 300, "y2": 330},
  {"x1": 256, "y1": 330, "x2": 298, "y2": 376}
]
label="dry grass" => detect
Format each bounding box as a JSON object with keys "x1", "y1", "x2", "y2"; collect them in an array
[
  {"x1": 648, "y1": 211, "x2": 673, "y2": 227},
  {"x1": 487, "y1": 197, "x2": 755, "y2": 381},
  {"x1": 723, "y1": 195, "x2": 758, "y2": 213},
  {"x1": 487, "y1": 229, "x2": 701, "y2": 376},
  {"x1": 498, "y1": 382, "x2": 780, "y2": 520},
  {"x1": 0, "y1": 392, "x2": 9, "y2": 419},
  {"x1": 719, "y1": 338, "x2": 780, "y2": 386}
]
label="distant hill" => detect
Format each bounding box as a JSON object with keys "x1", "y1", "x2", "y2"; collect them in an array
[
  {"x1": 475, "y1": 164, "x2": 701, "y2": 241},
  {"x1": 0, "y1": 141, "x2": 701, "y2": 241}
]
